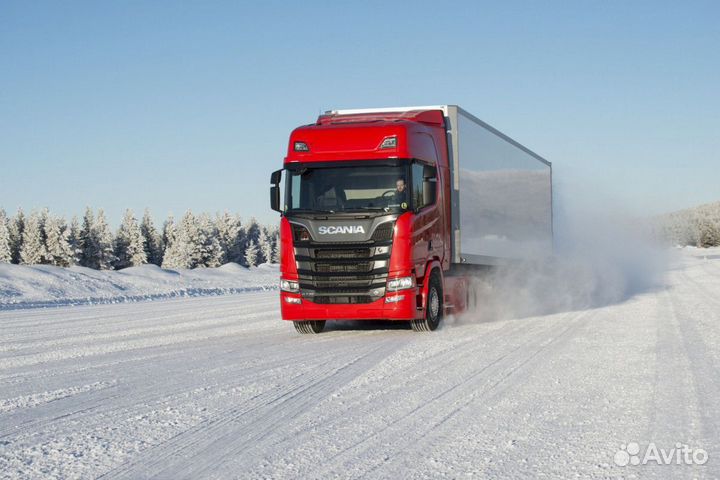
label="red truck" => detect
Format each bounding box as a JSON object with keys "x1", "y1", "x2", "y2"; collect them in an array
[{"x1": 270, "y1": 106, "x2": 552, "y2": 333}]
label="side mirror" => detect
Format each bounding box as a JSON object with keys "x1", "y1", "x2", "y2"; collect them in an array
[
  {"x1": 270, "y1": 169, "x2": 282, "y2": 213},
  {"x1": 270, "y1": 169, "x2": 282, "y2": 185},
  {"x1": 270, "y1": 185, "x2": 281, "y2": 212}
]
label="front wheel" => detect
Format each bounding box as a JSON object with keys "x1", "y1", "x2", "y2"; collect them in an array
[
  {"x1": 411, "y1": 273, "x2": 442, "y2": 332},
  {"x1": 293, "y1": 320, "x2": 326, "y2": 334}
]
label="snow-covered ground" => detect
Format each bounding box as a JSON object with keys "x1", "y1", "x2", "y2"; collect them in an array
[
  {"x1": 0, "y1": 263, "x2": 278, "y2": 309},
  {"x1": 1, "y1": 249, "x2": 719, "y2": 479}
]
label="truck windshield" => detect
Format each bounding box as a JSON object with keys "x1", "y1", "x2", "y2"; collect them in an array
[{"x1": 284, "y1": 163, "x2": 410, "y2": 214}]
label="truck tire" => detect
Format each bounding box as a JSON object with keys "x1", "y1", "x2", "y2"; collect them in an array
[
  {"x1": 411, "y1": 272, "x2": 442, "y2": 332},
  {"x1": 294, "y1": 320, "x2": 326, "y2": 334}
]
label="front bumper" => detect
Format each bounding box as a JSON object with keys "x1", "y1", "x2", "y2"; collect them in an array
[{"x1": 280, "y1": 288, "x2": 420, "y2": 321}]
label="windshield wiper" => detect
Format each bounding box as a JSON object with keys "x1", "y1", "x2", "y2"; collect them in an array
[
  {"x1": 287, "y1": 208, "x2": 335, "y2": 214},
  {"x1": 357, "y1": 206, "x2": 391, "y2": 212}
]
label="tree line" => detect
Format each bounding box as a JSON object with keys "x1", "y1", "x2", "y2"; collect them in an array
[
  {"x1": 0, "y1": 208, "x2": 279, "y2": 269},
  {"x1": 653, "y1": 201, "x2": 720, "y2": 247}
]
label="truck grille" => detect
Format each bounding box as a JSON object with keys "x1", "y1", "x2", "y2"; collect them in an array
[
  {"x1": 312, "y1": 296, "x2": 374, "y2": 304},
  {"x1": 315, "y1": 262, "x2": 371, "y2": 273},
  {"x1": 315, "y1": 248, "x2": 370, "y2": 259},
  {"x1": 293, "y1": 223, "x2": 394, "y2": 304}
]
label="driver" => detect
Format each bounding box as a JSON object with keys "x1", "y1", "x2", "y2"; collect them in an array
[{"x1": 393, "y1": 177, "x2": 407, "y2": 206}]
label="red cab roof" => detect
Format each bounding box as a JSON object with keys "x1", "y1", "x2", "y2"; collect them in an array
[{"x1": 285, "y1": 109, "x2": 446, "y2": 165}]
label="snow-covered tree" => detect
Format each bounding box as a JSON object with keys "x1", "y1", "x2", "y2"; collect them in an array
[
  {"x1": 655, "y1": 201, "x2": 720, "y2": 247},
  {"x1": 235, "y1": 223, "x2": 247, "y2": 263},
  {"x1": 114, "y1": 209, "x2": 147, "y2": 269},
  {"x1": 79, "y1": 208, "x2": 97, "y2": 268},
  {"x1": 237, "y1": 217, "x2": 262, "y2": 267},
  {"x1": 270, "y1": 232, "x2": 280, "y2": 264},
  {"x1": 258, "y1": 228, "x2": 272, "y2": 265},
  {"x1": 162, "y1": 215, "x2": 177, "y2": 257},
  {"x1": 162, "y1": 210, "x2": 200, "y2": 269},
  {"x1": 80, "y1": 208, "x2": 115, "y2": 269},
  {"x1": 198, "y1": 213, "x2": 222, "y2": 267},
  {"x1": 20, "y1": 211, "x2": 47, "y2": 265},
  {"x1": 0, "y1": 209, "x2": 12, "y2": 263},
  {"x1": 245, "y1": 218, "x2": 260, "y2": 245},
  {"x1": 697, "y1": 215, "x2": 720, "y2": 248},
  {"x1": 95, "y1": 209, "x2": 116, "y2": 270},
  {"x1": 140, "y1": 209, "x2": 163, "y2": 266},
  {"x1": 44, "y1": 215, "x2": 74, "y2": 267},
  {"x1": 8, "y1": 208, "x2": 25, "y2": 264},
  {"x1": 216, "y1": 212, "x2": 244, "y2": 264},
  {"x1": 38, "y1": 208, "x2": 49, "y2": 240},
  {"x1": 244, "y1": 239, "x2": 259, "y2": 267},
  {"x1": 4, "y1": 207, "x2": 281, "y2": 269},
  {"x1": 67, "y1": 216, "x2": 82, "y2": 266}
]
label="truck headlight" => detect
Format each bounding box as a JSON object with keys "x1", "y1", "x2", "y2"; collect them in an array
[
  {"x1": 387, "y1": 276, "x2": 414, "y2": 292},
  {"x1": 280, "y1": 279, "x2": 300, "y2": 293}
]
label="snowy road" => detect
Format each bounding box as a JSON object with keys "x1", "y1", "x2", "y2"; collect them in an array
[{"x1": 1, "y1": 251, "x2": 719, "y2": 479}]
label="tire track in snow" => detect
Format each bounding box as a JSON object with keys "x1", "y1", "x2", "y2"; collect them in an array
[
  {"x1": 0, "y1": 301, "x2": 278, "y2": 355},
  {"x1": 237, "y1": 317, "x2": 538, "y2": 463},
  {"x1": 0, "y1": 314, "x2": 281, "y2": 371},
  {"x1": 0, "y1": 332, "x2": 379, "y2": 442},
  {"x1": 311, "y1": 311, "x2": 591, "y2": 479},
  {"x1": 228, "y1": 310, "x2": 588, "y2": 479},
  {"x1": 0, "y1": 297, "x2": 278, "y2": 345},
  {"x1": 678, "y1": 269, "x2": 720, "y2": 311},
  {"x1": 662, "y1": 284, "x2": 720, "y2": 474},
  {"x1": 0, "y1": 293, "x2": 276, "y2": 332},
  {"x1": 99, "y1": 337, "x2": 402, "y2": 480},
  {"x1": 0, "y1": 381, "x2": 116, "y2": 414}
]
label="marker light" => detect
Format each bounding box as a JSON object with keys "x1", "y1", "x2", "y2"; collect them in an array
[
  {"x1": 379, "y1": 136, "x2": 397, "y2": 149},
  {"x1": 292, "y1": 225, "x2": 311, "y2": 242},
  {"x1": 280, "y1": 279, "x2": 300, "y2": 293},
  {"x1": 294, "y1": 141, "x2": 310, "y2": 152},
  {"x1": 387, "y1": 276, "x2": 414, "y2": 291}
]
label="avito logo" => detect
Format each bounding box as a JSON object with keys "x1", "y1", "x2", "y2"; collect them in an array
[{"x1": 614, "y1": 442, "x2": 709, "y2": 467}]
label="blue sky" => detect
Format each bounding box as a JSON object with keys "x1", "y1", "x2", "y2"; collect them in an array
[{"x1": 1, "y1": 0, "x2": 718, "y2": 226}]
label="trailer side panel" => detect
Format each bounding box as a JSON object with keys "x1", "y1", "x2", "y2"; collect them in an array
[{"x1": 449, "y1": 107, "x2": 553, "y2": 264}]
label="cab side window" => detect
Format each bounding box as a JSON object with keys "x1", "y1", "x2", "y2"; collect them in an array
[{"x1": 412, "y1": 163, "x2": 437, "y2": 210}]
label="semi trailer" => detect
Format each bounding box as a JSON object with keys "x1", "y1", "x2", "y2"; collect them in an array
[{"x1": 270, "y1": 105, "x2": 552, "y2": 333}]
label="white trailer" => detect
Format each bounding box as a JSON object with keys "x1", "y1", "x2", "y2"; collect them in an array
[{"x1": 330, "y1": 105, "x2": 554, "y2": 265}]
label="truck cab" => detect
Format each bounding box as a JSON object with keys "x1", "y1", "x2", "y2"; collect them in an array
[{"x1": 271, "y1": 108, "x2": 457, "y2": 333}]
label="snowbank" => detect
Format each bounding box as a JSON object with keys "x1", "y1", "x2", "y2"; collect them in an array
[
  {"x1": 0, "y1": 263, "x2": 279, "y2": 309},
  {"x1": 679, "y1": 245, "x2": 720, "y2": 259}
]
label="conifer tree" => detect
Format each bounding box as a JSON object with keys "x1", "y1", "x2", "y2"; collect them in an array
[
  {"x1": 20, "y1": 211, "x2": 47, "y2": 265},
  {"x1": 140, "y1": 209, "x2": 163, "y2": 266},
  {"x1": 198, "y1": 213, "x2": 222, "y2": 267},
  {"x1": 244, "y1": 239, "x2": 259, "y2": 267},
  {"x1": 163, "y1": 214, "x2": 176, "y2": 248},
  {"x1": 95, "y1": 209, "x2": 116, "y2": 270},
  {"x1": 44, "y1": 215, "x2": 74, "y2": 267},
  {"x1": 161, "y1": 215, "x2": 178, "y2": 268},
  {"x1": 162, "y1": 211, "x2": 199, "y2": 269},
  {"x1": 66, "y1": 216, "x2": 82, "y2": 266},
  {"x1": 697, "y1": 215, "x2": 720, "y2": 248},
  {"x1": 79, "y1": 208, "x2": 97, "y2": 268},
  {"x1": 258, "y1": 228, "x2": 272, "y2": 265},
  {"x1": 8, "y1": 208, "x2": 25, "y2": 264},
  {"x1": 0, "y1": 209, "x2": 11, "y2": 263},
  {"x1": 114, "y1": 209, "x2": 147, "y2": 269},
  {"x1": 216, "y1": 212, "x2": 243, "y2": 264},
  {"x1": 270, "y1": 233, "x2": 280, "y2": 264},
  {"x1": 245, "y1": 218, "x2": 260, "y2": 245}
]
